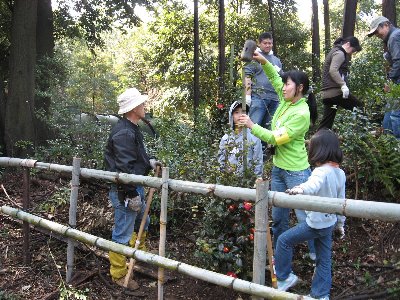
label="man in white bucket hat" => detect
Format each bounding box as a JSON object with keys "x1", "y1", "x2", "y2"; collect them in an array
[{"x1": 104, "y1": 88, "x2": 161, "y2": 289}]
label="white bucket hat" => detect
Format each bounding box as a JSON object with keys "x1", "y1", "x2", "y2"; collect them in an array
[{"x1": 117, "y1": 88, "x2": 148, "y2": 115}]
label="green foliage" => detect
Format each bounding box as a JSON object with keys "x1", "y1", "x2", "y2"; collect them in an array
[
  {"x1": 0, "y1": 291, "x2": 20, "y2": 300},
  {"x1": 37, "y1": 186, "x2": 70, "y2": 213},
  {"x1": 59, "y1": 284, "x2": 88, "y2": 300},
  {"x1": 194, "y1": 198, "x2": 255, "y2": 279},
  {"x1": 335, "y1": 108, "x2": 400, "y2": 200}
]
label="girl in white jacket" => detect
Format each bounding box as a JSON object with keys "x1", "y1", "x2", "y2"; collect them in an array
[{"x1": 274, "y1": 129, "x2": 346, "y2": 300}]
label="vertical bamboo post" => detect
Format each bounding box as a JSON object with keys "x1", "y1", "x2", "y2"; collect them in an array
[
  {"x1": 241, "y1": 67, "x2": 248, "y2": 173},
  {"x1": 22, "y1": 167, "x2": 31, "y2": 265},
  {"x1": 66, "y1": 157, "x2": 81, "y2": 283},
  {"x1": 252, "y1": 179, "x2": 268, "y2": 300},
  {"x1": 158, "y1": 167, "x2": 169, "y2": 300}
]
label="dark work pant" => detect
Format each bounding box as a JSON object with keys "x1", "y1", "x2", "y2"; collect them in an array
[{"x1": 318, "y1": 94, "x2": 363, "y2": 130}]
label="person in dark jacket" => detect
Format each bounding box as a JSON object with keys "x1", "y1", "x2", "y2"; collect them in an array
[
  {"x1": 318, "y1": 36, "x2": 363, "y2": 130},
  {"x1": 368, "y1": 16, "x2": 400, "y2": 139},
  {"x1": 104, "y1": 88, "x2": 160, "y2": 290}
]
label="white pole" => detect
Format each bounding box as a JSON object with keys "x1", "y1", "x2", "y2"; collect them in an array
[
  {"x1": 158, "y1": 167, "x2": 169, "y2": 300},
  {"x1": 66, "y1": 157, "x2": 81, "y2": 283},
  {"x1": 252, "y1": 180, "x2": 268, "y2": 300}
]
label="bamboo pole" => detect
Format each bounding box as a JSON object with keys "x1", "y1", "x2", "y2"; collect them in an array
[
  {"x1": 66, "y1": 157, "x2": 81, "y2": 283},
  {"x1": 22, "y1": 168, "x2": 31, "y2": 265},
  {"x1": 0, "y1": 205, "x2": 310, "y2": 300},
  {"x1": 158, "y1": 167, "x2": 169, "y2": 300},
  {"x1": 252, "y1": 180, "x2": 268, "y2": 300},
  {"x1": 0, "y1": 158, "x2": 400, "y2": 221}
]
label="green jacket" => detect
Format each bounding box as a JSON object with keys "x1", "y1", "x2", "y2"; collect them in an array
[{"x1": 251, "y1": 62, "x2": 310, "y2": 171}]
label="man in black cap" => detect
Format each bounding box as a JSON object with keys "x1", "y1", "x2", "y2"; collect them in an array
[{"x1": 368, "y1": 16, "x2": 400, "y2": 138}]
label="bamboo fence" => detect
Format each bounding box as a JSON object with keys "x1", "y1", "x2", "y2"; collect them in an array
[{"x1": 0, "y1": 205, "x2": 310, "y2": 300}]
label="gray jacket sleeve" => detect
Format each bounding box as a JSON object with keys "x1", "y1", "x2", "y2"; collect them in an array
[{"x1": 389, "y1": 32, "x2": 400, "y2": 83}]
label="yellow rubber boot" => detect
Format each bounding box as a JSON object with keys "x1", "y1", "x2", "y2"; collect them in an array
[
  {"x1": 109, "y1": 251, "x2": 127, "y2": 279},
  {"x1": 129, "y1": 231, "x2": 147, "y2": 251}
]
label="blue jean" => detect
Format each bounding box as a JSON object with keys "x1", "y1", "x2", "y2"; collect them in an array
[
  {"x1": 110, "y1": 186, "x2": 150, "y2": 245},
  {"x1": 271, "y1": 166, "x2": 316, "y2": 254},
  {"x1": 249, "y1": 94, "x2": 279, "y2": 129},
  {"x1": 275, "y1": 222, "x2": 334, "y2": 298},
  {"x1": 383, "y1": 110, "x2": 400, "y2": 139}
]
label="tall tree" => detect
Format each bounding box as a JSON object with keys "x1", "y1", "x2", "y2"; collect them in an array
[
  {"x1": 35, "y1": 0, "x2": 55, "y2": 145},
  {"x1": 5, "y1": 0, "x2": 38, "y2": 157},
  {"x1": 312, "y1": 0, "x2": 321, "y2": 82},
  {"x1": 267, "y1": 0, "x2": 277, "y2": 55},
  {"x1": 218, "y1": 0, "x2": 225, "y2": 100},
  {"x1": 323, "y1": 0, "x2": 331, "y2": 54},
  {"x1": 342, "y1": 0, "x2": 358, "y2": 38},
  {"x1": 194, "y1": 0, "x2": 199, "y2": 121},
  {"x1": 382, "y1": 0, "x2": 397, "y2": 26}
]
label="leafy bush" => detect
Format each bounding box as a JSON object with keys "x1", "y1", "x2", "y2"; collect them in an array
[{"x1": 335, "y1": 108, "x2": 400, "y2": 201}]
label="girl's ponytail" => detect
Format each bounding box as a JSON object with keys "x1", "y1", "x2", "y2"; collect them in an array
[{"x1": 307, "y1": 93, "x2": 318, "y2": 126}]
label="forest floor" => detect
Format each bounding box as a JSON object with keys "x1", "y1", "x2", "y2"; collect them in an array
[{"x1": 0, "y1": 171, "x2": 399, "y2": 300}]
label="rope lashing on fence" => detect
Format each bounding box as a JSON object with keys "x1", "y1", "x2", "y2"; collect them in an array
[
  {"x1": 1, "y1": 157, "x2": 400, "y2": 222},
  {"x1": 0, "y1": 205, "x2": 312, "y2": 300}
]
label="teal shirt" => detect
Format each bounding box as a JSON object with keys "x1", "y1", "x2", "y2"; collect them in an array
[{"x1": 251, "y1": 62, "x2": 310, "y2": 171}]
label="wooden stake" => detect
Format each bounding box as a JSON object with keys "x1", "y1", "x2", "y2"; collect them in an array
[{"x1": 124, "y1": 166, "x2": 161, "y2": 287}]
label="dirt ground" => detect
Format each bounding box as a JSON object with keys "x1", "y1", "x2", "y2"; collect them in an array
[{"x1": 0, "y1": 171, "x2": 399, "y2": 300}]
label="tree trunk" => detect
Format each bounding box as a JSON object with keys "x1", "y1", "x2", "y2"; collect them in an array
[
  {"x1": 218, "y1": 0, "x2": 225, "y2": 100},
  {"x1": 193, "y1": 0, "x2": 200, "y2": 123},
  {"x1": 0, "y1": 79, "x2": 5, "y2": 154},
  {"x1": 342, "y1": 0, "x2": 358, "y2": 38},
  {"x1": 382, "y1": 0, "x2": 397, "y2": 27},
  {"x1": 35, "y1": 0, "x2": 54, "y2": 145},
  {"x1": 267, "y1": 0, "x2": 277, "y2": 55},
  {"x1": 312, "y1": 0, "x2": 321, "y2": 82},
  {"x1": 5, "y1": 0, "x2": 38, "y2": 157},
  {"x1": 323, "y1": 0, "x2": 331, "y2": 54}
]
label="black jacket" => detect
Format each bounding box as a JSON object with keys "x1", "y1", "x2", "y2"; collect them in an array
[{"x1": 104, "y1": 118, "x2": 152, "y2": 197}]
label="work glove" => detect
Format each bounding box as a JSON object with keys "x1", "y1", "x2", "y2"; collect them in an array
[
  {"x1": 125, "y1": 195, "x2": 142, "y2": 212},
  {"x1": 285, "y1": 186, "x2": 304, "y2": 195},
  {"x1": 273, "y1": 65, "x2": 281, "y2": 73},
  {"x1": 335, "y1": 224, "x2": 345, "y2": 239},
  {"x1": 341, "y1": 84, "x2": 349, "y2": 99},
  {"x1": 245, "y1": 94, "x2": 252, "y2": 106},
  {"x1": 149, "y1": 158, "x2": 162, "y2": 170}
]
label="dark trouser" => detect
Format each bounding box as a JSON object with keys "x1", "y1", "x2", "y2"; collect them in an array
[{"x1": 318, "y1": 94, "x2": 363, "y2": 130}]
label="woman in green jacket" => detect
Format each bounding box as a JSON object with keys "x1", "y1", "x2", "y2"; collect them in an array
[{"x1": 239, "y1": 51, "x2": 317, "y2": 256}]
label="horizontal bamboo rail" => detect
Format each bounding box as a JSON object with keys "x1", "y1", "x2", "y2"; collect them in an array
[
  {"x1": 1, "y1": 157, "x2": 399, "y2": 222},
  {"x1": 0, "y1": 205, "x2": 311, "y2": 300}
]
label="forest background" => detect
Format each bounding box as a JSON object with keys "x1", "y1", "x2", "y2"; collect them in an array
[{"x1": 0, "y1": 0, "x2": 399, "y2": 299}]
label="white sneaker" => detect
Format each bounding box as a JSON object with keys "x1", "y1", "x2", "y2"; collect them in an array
[{"x1": 277, "y1": 272, "x2": 299, "y2": 291}]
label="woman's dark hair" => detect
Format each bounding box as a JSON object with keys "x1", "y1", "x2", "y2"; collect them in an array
[
  {"x1": 334, "y1": 36, "x2": 362, "y2": 52},
  {"x1": 308, "y1": 129, "x2": 343, "y2": 166},
  {"x1": 282, "y1": 70, "x2": 318, "y2": 125}
]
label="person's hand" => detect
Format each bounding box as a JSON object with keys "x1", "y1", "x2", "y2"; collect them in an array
[
  {"x1": 149, "y1": 159, "x2": 162, "y2": 170},
  {"x1": 238, "y1": 114, "x2": 254, "y2": 129},
  {"x1": 341, "y1": 85, "x2": 349, "y2": 99},
  {"x1": 245, "y1": 94, "x2": 252, "y2": 106},
  {"x1": 335, "y1": 224, "x2": 345, "y2": 239},
  {"x1": 285, "y1": 186, "x2": 304, "y2": 195},
  {"x1": 125, "y1": 195, "x2": 142, "y2": 212},
  {"x1": 384, "y1": 83, "x2": 391, "y2": 93},
  {"x1": 252, "y1": 51, "x2": 267, "y2": 65}
]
